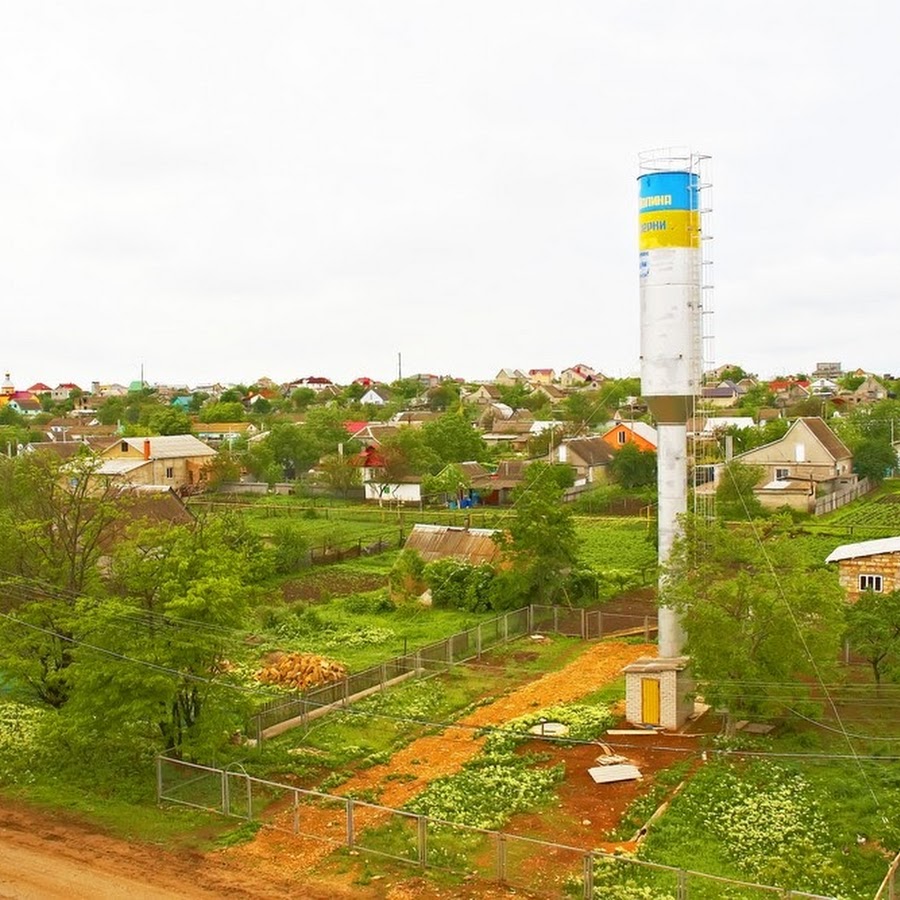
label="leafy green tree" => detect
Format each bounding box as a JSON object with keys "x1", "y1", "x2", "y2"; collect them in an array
[
  {"x1": 422, "y1": 412, "x2": 487, "y2": 466},
  {"x1": 608, "y1": 443, "x2": 657, "y2": 489},
  {"x1": 203, "y1": 447, "x2": 243, "y2": 490},
  {"x1": 426, "y1": 382, "x2": 460, "y2": 412},
  {"x1": 852, "y1": 437, "x2": 897, "y2": 482},
  {"x1": 290, "y1": 387, "x2": 317, "y2": 411},
  {"x1": 316, "y1": 452, "x2": 362, "y2": 498},
  {"x1": 304, "y1": 407, "x2": 356, "y2": 456},
  {"x1": 0, "y1": 454, "x2": 130, "y2": 706},
  {"x1": 666, "y1": 516, "x2": 844, "y2": 725},
  {"x1": 145, "y1": 406, "x2": 193, "y2": 435},
  {"x1": 495, "y1": 462, "x2": 580, "y2": 605},
  {"x1": 715, "y1": 460, "x2": 766, "y2": 521},
  {"x1": 737, "y1": 383, "x2": 776, "y2": 415},
  {"x1": 422, "y1": 463, "x2": 472, "y2": 504},
  {"x1": 0, "y1": 404, "x2": 25, "y2": 426},
  {"x1": 377, "y1": 429, "x2": 441, "y2": 481},
  {"x1": 266, "y1": 423, "x2": 321, "y2": 479},
  {"x1": 71, "y1": 516, "x2": 266, "y2": 753},
  {"x1": 561, "y1": 391, "x2": 605, "y2": 432},
  {"x1": 199, "y1": 401, "x2": 245, "y2": 423},
  {"x1": 846, "y1": 590, "x2": 900, "y2": 687}
]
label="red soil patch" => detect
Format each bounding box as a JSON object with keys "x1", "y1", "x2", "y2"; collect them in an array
[{"x1": 226, "y1": 641, "x2": 656, "y2": 883}]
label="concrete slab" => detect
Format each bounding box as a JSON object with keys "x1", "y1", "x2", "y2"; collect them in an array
[{"x1": 588, "y1": 764, "x2": 642, "y2": 784}]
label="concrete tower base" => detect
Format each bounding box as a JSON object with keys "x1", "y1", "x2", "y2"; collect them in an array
[{"x1": 623, "y1": 656, "x2": 693, "y2": 731}]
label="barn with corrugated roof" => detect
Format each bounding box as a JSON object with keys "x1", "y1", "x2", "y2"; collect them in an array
[{"x1": 403, "y1": 524, "x2": 503, "y2": 565}]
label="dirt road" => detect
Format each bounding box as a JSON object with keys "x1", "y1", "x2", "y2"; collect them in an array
[
  {"x1": 0, "y1": 641, "x2": 655, "y2": 899},
  {"x1": 0, "y1": 799, "x2": 332, "y2": 900}
]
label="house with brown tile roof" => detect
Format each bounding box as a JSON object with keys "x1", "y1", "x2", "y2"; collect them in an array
[
  {"x1": 732, "y1": 417, "x2": 860, "y2": 511},
  {"x1": 557, "y1": 436, "x2": 616, "y2": 484}
]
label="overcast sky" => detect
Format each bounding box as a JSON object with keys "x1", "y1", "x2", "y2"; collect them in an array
[{"x1": 2, "y1": 2, "x2": 898, "y2": 389}]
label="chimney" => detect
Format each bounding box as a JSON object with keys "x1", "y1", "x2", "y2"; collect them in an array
[{"x1": 143, "y1": 439, "x2": 151, "y2": 460}]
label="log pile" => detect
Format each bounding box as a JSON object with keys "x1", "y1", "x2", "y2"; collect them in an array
[{"x1": 256, "y1": 652, "x2": 348, "y2": 691}]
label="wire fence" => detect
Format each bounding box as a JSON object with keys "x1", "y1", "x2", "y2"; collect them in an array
[
  {"x1": 873, "y1": 850, "x2": 899, "y2": 900},
  {"x1": 252, "y1": 604, "x2": 657, "y2": 742},
  {"x1": 156, "y1": 756, "x2": 839, "y2": 899}
]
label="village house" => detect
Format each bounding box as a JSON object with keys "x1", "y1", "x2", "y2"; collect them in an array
[
  {"x1": 826, "y1": 537, "x2": 900, "y2": 603},
  {"x1": 95, "y1": 435, "x2": 217, "y2": 493},
  {"x1": 194, "y1": 422, "x2": 259, "y2": 445},
  {"x1": 462, "y1": 384, "x2": 503, "y2": 405},
  {"x1": 556, "y1": 436, "x2": 615, "y2": 484},
  {"x1": 527, "y1": 368, "x2": 556, "y2": 385},
  {"x1": 601, "y1": 421, "x2": 658, "y2": 452},
  {"x1": 354, "y1": 444, "x2": 422, "y2": 505},
  {"x1": 731, "y1": 417, "x2": 858, "y2": 512},
  {"x1": 559, "y1": 364, "x2": 603, "y2": 387},
  {"x1": 493, "y1": 368, "x2": 528, "y2": 386}
]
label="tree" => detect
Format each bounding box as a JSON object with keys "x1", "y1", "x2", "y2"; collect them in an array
[
  {"x1": 316, "y1": 452, "x2": 362, "y2": 498},
  {"x1": 852, "y1": 438, "x2": 897, "y2": 483},
  {"x1": 202, "y1": 447, "x2": 243, "y2": 490},
  {"x1": 199, "y1": 401, "x2": 244, "y2": 423},
  {"x1": 266, "y1": 423, "x2": 321, "y2": 479},
  {"x1": 845, "y1": 590, "x2": 900, "y2": 687},
  {"x1": 0, "y1": 454, "x2": 132, "y2": 706},
  {"x1": 290, "y1": 387, "x2": 316, "y2": 411},
  {"x1": 421, "y1": 412, "x2": 488, "y2": 466},
  {"x1": 426, "y1": 382, "x2": 460, "y2": 412},
  {"x1": 494, "y1": 462, "x2": 580, "y2": 605},
  {"x1": 665, "y1": 516, "x2": 844, "y2": 725},
  {"x1": 422, "y1": 463, "x2": 471, "y2": 505},
  {"x1": 146, "y1": 406, "x2": 193, "y2": 435},
  {"x1": 70, "y1": 516, "x2": 266, "y2": 754},
  {"x1": 608, "y1": 443, "x2": 657, "y2": 489},
  {"x1": 561, "y1": 390, "x2": 605, "y2": 432},
  {"x1": 715, "y1": 460, "x2": 766, "y2": 520}
]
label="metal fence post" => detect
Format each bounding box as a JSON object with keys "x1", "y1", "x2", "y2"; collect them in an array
[
  {"x1": 477, "y1": 623, "x2": 482, "y2": 658},
  {"x1": 597, "y1": 610, "x2": 603, "y2": 639},
  {"x1": 246, "y1": 774, "x2": 253, "y2": 821},
  {"x1": 156, "y1": 756, "x2": 163, "y2": 804},
  {"x1": 580, "y1": 608, "x2": 586, "y2": 640},
  {"x1": 527, "y1": 604, "x2": 534, "y2": 633},
  {"x1": 677, "y1": 868, "x2": 687, "y2": 900},
  {"x1": 292, "y1": 790, "x2": 299, "y2": 835},
  {"x1": 221, "y1": 770, "x2": 228, "y2": 815},
  {"x1": 582, "y1": 852, "x2": 594, "y2": 899},
  {"x1": 503, "y1": 613, "x2": 509, "y2": 643},
  {"x1": 496, "y1": 833, "x2": 507, "y2": 882},
  {"x1": 553, "y1": 606, "x2": 559, "y2": 633},
  {"x1": 417, "y1": 816, "x2": 427, "y2": 867},
  {"x1": 346, "y1": 799, "x2": 355, "y2": 849}
]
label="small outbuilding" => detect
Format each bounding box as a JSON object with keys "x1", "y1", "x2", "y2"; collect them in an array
[{"x1": 825, "y1": 536, "x2": 900, "y2": 602}]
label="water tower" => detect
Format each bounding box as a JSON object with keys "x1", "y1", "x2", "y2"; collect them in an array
[{"x1": 623, "y1": 148, "x2": 712, "y2": 730}]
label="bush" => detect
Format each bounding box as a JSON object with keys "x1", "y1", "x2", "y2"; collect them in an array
[
  {"x1": 388, "y1": 549, "x2": 426, "y2": 600},
  {"x1": 270, "y1": 522, "x2": 310, "y2": 575},
  {"x1": 422, "y1": 559, "x2": 497, "y2": 611}
]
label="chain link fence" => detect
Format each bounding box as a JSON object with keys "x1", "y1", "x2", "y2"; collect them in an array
[
  {"x1": 157, "y1": 756, "x2": 840, "y2": 899},
  {"x1": 253, "y1": 604, "x2": 656, "y2": 742}
]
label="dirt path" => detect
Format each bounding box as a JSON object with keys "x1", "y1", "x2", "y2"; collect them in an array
[
  {"x1": 228, "y1": 640, "x2": 655, "y2": 879},
  {"x1": 0, "y1": 798, "x2": 335, "y2": 899}
]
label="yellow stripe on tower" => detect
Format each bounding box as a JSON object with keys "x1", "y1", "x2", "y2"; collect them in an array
[{"x1": 638, "y1": 209, "x2": 700, "y2": 251}]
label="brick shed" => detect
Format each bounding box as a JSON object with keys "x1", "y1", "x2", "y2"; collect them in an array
[{"x1": 826, "y1": 536, "x2": 900, "y2": 603}]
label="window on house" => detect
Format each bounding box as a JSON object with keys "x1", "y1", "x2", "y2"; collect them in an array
[
  {"x1": 165, "y1": 466, "x2": 174, "y2": 479},
  {"x1": 859, "y1": 574, "x2": 883, "y2": 592},
  {"x1": 121, "y1": 441, "x2": 128, "y2": 453},
  {"x1": 775, "y1": 468, "x2": 790, "y2": 480},
  {"x1": 617, "y1": 431, "x2": 626, "y2": 445}
]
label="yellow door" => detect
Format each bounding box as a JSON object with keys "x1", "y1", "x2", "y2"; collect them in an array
[{"x1": 641, "y1": 678, "x2": 660, "y2": 725}]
